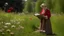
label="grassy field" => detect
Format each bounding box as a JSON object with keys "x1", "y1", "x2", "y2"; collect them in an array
[{"x1": 0, "y1": 11, "x2": 64, "y2": 36}]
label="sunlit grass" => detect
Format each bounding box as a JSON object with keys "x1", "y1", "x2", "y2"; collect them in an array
[{"x1": 0, "y1": 11, "x2": 64, "y2": 36}]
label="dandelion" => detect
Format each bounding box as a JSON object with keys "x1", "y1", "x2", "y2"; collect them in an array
[
  {"x1": 11, "y1": 25, "x2": 16, "y2": 28},
  {"x1": 6, "y1": 29, "x2": 11, "y2": 32},
  {"x1": 5, "y1": 23, "x2": 11, "y2": 25}
]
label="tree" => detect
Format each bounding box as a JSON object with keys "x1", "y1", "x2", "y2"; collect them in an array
[
  {"x1": 59, "y1": 0, "x2": 64, "y2": 13},
  {"x1": 35, "y1": 0, "x2": 44, "y2": 13},
  {"x1": 53, "y1": 0, "x2": 61, "y2": 13},
  {"x1": 45, "y1": 0, "x2": 52, "y2": 10},
  {"x1": 23, "y1": 0, "x2": 33, "y2": 13}
]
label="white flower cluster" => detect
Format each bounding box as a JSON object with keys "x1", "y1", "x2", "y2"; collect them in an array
[
  {"x1": 19, "y1": 25, "x2": 24, "y2": 29},
  {"x1": 0, "y1": 29, "x2": 3, "y2": 32},
  {"x1": 1, "y1": 22, "x2": 4, "y2": 24},
  {"x1": 6, "y1": 29, "x2": 11, "y2": 32},
  {"x1": 10, "y1": 20, "x2": 16, "y2": 23},
  {"x1": 10, "y1": 19, "x2": 21, "y2": 25},
  {"x1": 10, "y1": 32, "x2": 14, "y2": 35},
  {"x1": 5, "y1": 23, "x2": 11, "y2": 25},
  {"x1": 0, "y1": 19, "x2": 24, "y2": 35},
  {"x1": 11, "y1": 25, "x2": 16, "y2": 28},
  {"x1": 0, "y1": 28, "x2": 4, "y2": 32},
  {"x1": 4, "y1": 26, "x2": 8, "y2": 28},
  {"x1": 2, "y1": 32, "x2": 5, "y2": 35},
  {"x1": 16, "y1": 25, "x2": 24, "y2": 30}
]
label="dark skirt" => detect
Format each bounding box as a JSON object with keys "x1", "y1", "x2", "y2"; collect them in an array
[
  {"x1": 36, "y1": 15, "x2": 53, "y2": 34},
  {"x1": 40, "y1": 18, "x2": 53, "y2": 34},
  {"x1": 45, "y1": 19, "x2": 53, "y2": 34}
]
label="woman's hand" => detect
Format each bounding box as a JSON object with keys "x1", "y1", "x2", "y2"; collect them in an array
[{"x1": 43, "y1": 15, "x2": 48, "y2": 19}]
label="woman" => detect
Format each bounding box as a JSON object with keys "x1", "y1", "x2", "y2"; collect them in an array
[{"x1": 39, "y1": 3, "x2": 53, "y2": 35}]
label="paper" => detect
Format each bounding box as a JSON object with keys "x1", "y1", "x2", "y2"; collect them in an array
[
  {"x1": 34, "y1": 13, "x2": 44, "y2": 19},
  {"x1": 34, "y1": 13, "x2": 40, "y2": 16}
]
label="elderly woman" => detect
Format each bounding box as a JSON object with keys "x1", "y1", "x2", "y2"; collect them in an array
[{"x1": 39, "y1": 3, "x2": 53, "y2": 35}]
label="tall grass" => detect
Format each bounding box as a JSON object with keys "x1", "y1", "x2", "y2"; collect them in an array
[
  {"x1": 0, "y1": 11, "x2": 64, "y2": 36},
  {"x1": 51, "y1": 14, "x2": 64, "y2": 36}
]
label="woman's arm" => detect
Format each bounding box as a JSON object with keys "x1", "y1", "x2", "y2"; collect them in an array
[
  {"x1": 43, "y1": 9, "x2": 51, "y2": 19},
  {"x1": 46, "y1": 9, "x2": 51, "y2": 19}
]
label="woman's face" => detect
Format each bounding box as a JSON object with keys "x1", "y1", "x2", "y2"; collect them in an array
[{"x1": 42, "y1": 6, "x2": 46, "y2": 9}]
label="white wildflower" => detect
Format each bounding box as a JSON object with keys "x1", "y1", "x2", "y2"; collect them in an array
[
  {"x1": 10, "y1": 32, "x2": 14, "y2": 35},
  {"x1": 2, "y1": 33, "x2": 5, "y2": 35},
  {"x1": 10, "y1": 20, "x2": 14, "y2": 22},
  {"x1": 11, "y1": 25, "x2": 16, "y2": 28},
  {"x1": 20, "y1": 26, "x2": 24, "y2": 29},
  {"x1": 0, "y1": 30, "x2": 3, "y2": 32},
  {"x1": 19, "y1": 25, "x2": 24, "y2": 29},
  {"x1": 17, "y1": 22, "x2": 20, "y2": 24},
  {"x1": 1, "y1": 28, "x2": 4, "y2": 31},
  {"x1": 4, "y1": 26, "x2": 8, "y2": 28},
  {"x1": 6, "y1": 29, "x2": 11, "y2": 32},
  {"x1": 5, "y1": 23, "x2": 11, "y2": 25},
  {"x1": 1, "y1": 22, "x2": 4, "y2": 23},
  {"x1": 16, "y1": 25, "x2": 24, "y2": 30}
]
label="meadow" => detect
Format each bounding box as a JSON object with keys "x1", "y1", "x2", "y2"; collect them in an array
[{"x1": 0, "y1": 10, "x2": 64, "y2": 36}]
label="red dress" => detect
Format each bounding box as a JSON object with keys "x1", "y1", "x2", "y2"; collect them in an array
[
  {"x1": 40, "y1": 8, "x2": 51, "y2": 19},
  {"x1": 40, "y1": 8, "x2": 53, "y2": 34}
]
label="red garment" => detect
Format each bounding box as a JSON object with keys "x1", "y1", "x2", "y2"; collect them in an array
[
  {"x1": 40, "y1": 9, "x2": 45, "y2": 15},
  {"x1": 40, "y1": 8, "x2": 51, "y2": 19},
  {"x1": 9, "y1": 7, "x2": 13, "y2": 10},
  {"x1": 7, "y1": 7, "x2": 13, "y2": 12},
  {"x1": 7, "y1": 9, "x2": 11, "y2": 13}
]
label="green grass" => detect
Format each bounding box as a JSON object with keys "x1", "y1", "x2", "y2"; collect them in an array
[
  {"x1": 0, "y1": 11, "x2": 64, "y2": 36},
  {"x1": 51, "y1": 14, "x2": 64, "y2": 36}
]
